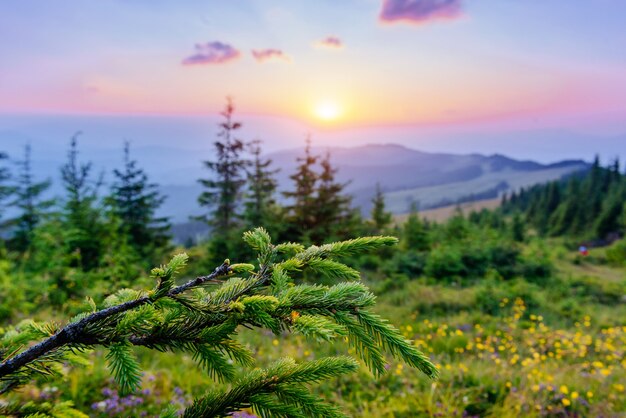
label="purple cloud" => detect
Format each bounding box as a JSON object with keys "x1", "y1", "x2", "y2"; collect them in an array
[
  {"x1": 315, "y1": 36, "x2": 343, "y2": 49},
  {"x1": 379, "y1": 0, "x2": 463, "y2": 24},
  {"x1": 182, "y1": 42, "x2": 240, "y2": 65},
  {"x1": 251, "y1": 49, "x2": 290, "y2": 63}
]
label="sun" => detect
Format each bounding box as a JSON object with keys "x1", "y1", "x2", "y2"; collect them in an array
[{"x1": 314, "y1": 100, "x2": 342, "y2": 122}]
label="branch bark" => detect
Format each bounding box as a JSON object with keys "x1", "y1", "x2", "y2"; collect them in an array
[{"x1": 0, "y1": 262, "x2": 231, "y2": 380}]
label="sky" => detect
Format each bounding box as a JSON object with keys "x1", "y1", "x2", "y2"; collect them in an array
[{"x1": 1, "y1": 0, "x2": 626, "y2": 156}]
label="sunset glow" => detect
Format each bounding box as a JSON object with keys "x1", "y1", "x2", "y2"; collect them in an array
[
  {"x1": 314, "y1": 101, "x2": 342, "y2": 122},
  {"x1": 0, "y1": 1, "x2": 625, "y2": 134}
]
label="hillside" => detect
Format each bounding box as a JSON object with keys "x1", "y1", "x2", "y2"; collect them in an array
[
  {"x1": 394, "y1": 197, "x2": 502, "y2": 224},
  {"x1": 158, "y1": 144, "x2": 589, "y2": 222},
  {"x1": 268, "y1": 144, "x2": 589, "y2": 214},
  {"x1": 0, "y1": 135, "x2": 589, "y2": 223}
]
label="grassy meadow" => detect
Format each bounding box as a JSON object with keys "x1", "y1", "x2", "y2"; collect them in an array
[
  {"x1": 3, "y1": 226, "x2": 625, "y2": 417},
  {"x1": 2, "y1": 139, "x2": 626, "y2": 417}
]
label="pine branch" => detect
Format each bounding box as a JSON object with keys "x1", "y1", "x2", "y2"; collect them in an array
[
  {"x1": 1, "y1": 228, "x2": 438, "y2": 417},
  {"x1": 106, "y1": 341, "x2": 142, "y2": 394},
  {"x1": 182, "y1": 357, "x2": 358, "y2": 418},
  {"x1": 0, "y1": 260, "x2": 231, "y2": 381},
  {"x1": 357, "y1": 310, "x2": 439, "y2": 379}
]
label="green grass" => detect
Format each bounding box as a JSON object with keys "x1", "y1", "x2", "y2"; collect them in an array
[{"x1": 3, "y1": 239, "x2": 625, "y2": 417}]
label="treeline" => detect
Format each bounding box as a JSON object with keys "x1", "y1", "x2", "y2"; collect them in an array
[
  {"x1": 502, "y1": 157, "x2": 626, "y2": 240},
  {"x1": 194, "y1": 99, "x2": 370, "y2": 266},
  {"x1": 2, "y1": 98, "x2": 621, "y2": 314},
  {"x1": 0, "y1": 99, "x2": 389, "y2": 310},
  {"x1": 0, "y1": 135, "x2": 170, "y2": 306},
  {"x1": 1, "y1": 139, "x2": 170, "y2": 260}
]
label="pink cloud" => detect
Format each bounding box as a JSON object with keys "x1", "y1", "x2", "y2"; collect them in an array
[
  {"x1": 182, "y1": 42, "x2": 240, "y2": 65},
  {"x1": 251, "y1": 49, "x2": 290, "y2": 63},
  {"x1": 315, "y1": 36, "x2": 343, "y2": 49},
  {"x1": 379, "y1": 0, "x2": 463, "y2": 25}
]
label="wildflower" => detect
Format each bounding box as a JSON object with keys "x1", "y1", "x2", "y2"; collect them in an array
[
  {"x1": 571, "y1": 392, "x2": 579, "y2": 400},
  {"x1": 272, "y1": 339, "x2": 279, "y2": 346},
  {"x1": 395, "y1": 364, "x2": 403, "y2": 375},
  {"x1": 614, "y1": 383, "x2": 625, "y2": 392},
  {"x1": 586, "y1": 391, "x2": 593, "y2": 398},
  {"x1": 560, "y1": 385, "x2": 569, "y2": 395},
  {"x1": 91, "y1": 401, "x2": 107, "y2": 411},
  {"x1": 562, "y1": 398, "x2": 571, "y2": 407}
]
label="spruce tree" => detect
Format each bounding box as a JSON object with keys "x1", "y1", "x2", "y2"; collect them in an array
[
  {"x1": 549, "y1": 178, "x2": 582, "y2": 236},
  {"x1": 313, "y1": 151, "x2": 353, "y2": 241},
  {"x1": 60, "y1": 133, "x2": 104, "y2": 270},
  {"x1": 0, "y1": 229, "x2": 438, "y2": 417},
  {"x1": 403, "y1": 202, "x2": 430, "y2": 251},
  {"x1": 370, "y1": 183, "x2": 392, "y2": 233},
  {"x1": 595, "y1": 182, "x2": 626, "y2": 238},
  {"x1": 243, "y1": 139, "x2": 279, "y2": 230},
  {"x1": 8, "y1": 145, "x2": 54, "y2": 252},
  {"x1": 196, "y1": 97, "x2": 248, "y2": 236},
  {"x1": 0, "y1": 152, "x2": 12, "y2": 225},
  {"x1": 510, "y1": 212, "x2": 525, "y2": 242},
  {"x1": 283, "y1": 137, "x2": 319, "y2": 242},
  {"x1": 109, "y1": 141, "x2": 170, "y2": 263},
  {"x1": 502, "y1": 157, "x2": 626, "y2": 240}
]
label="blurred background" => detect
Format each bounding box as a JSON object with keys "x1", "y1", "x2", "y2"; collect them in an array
[{"x1": 1, "y1": 1, "x2": 625, "y2": 417}]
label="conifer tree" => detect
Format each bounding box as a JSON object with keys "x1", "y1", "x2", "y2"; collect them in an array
[
  {"x1": 60, "y1": 133, "x2": 104, "y2": 270},
  {"x1": 595, "y1": 182, "x2": 626, "y2": 238},
  {"x1": 0, "y1": 152, "x2": 12, "y2": 225},
  {"x1": 0, "y1": 228, "x2": 438, "y2": 417},
  {"x1": 313, "y1": 151, "x2": 353, "y2": 241},
  {"x1": 243, "y1": 139, "x2": 279, "y2": 230},
  {"x1": 502, "y1": 158, "x2": 626, "y2": 239},
  {"x1": 283, "y1": 137, "x2": 319, "y2": 242},
  {"x1": 370, "y1": 183, "x2": 392, "y2": 233},
  {"x1": 109, "y1": 141, "x2": 170, "y2": 263},
  {"x1": 196, "y1": 97, "x2": 248, "y2": 236},
  {"x1": 510, "y1": 212, "x2": 525, "y2": 242},
  {"x1": 283, "y1": 140, "x2": 358, "y2": 243},
  {"x1": 8, "y1": 145, "x2": 54, "y2": 252},
  {"x1": 548, "y1": 178, "x2": 582, "y2": 236},
  {"x1": 403, "y1": 202, "x2": 430, "y2": 251}
]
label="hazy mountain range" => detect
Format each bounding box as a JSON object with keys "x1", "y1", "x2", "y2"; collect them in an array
[
  {"x1": 160, "y1": 144, "x2": 589, "y2": 222},
  {"x1": 0, "y1": 113, "x2": 596, "y2": 224},
  {"x1": 0, "y1": 132, "x2": 590, "y2": 223}
]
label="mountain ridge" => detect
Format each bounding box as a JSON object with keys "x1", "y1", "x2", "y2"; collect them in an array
[{"x1": 158, "y1": 143, "x2": 590, "y2": 222}]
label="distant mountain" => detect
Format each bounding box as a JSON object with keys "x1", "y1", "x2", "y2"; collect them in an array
[
  {"x1": 267, "y1": 144, "x2": 590, "y2": 214},
  {"x1": 159, "y1": 144, "x2": 590, "y2": 223}
]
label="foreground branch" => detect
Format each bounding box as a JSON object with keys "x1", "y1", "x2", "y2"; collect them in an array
[
  {"x1": 0, "y1": 229, "x2": 437, "y2": 417},
  {"x1": 0, "y1": 262, "x2": 231, "y2": 380}
]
